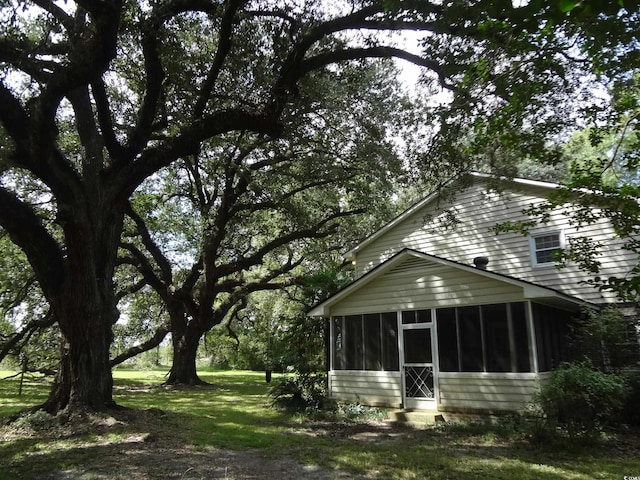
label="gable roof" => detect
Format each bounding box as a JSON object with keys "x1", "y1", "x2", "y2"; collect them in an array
[
  {"x1": 343, "y1": 171, "x2": 560, "y2": 262},
  {"x1": 308, "y1": 248, "x2": 594, "y2": 317}
]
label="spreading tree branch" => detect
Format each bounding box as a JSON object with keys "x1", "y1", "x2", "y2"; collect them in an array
[
  {"x1": 0, "y1": 310, "x2": 56, "y2": 363},
  {"x1": 110, "y1": 324, "x2": 171, "y2": 367}
]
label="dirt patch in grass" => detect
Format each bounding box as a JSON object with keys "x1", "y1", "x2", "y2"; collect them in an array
[
  {"x1": 289, "y1": 418, "x2": 410, "y2": 444},
  {"x1": 1, "y1": 408, "x2": 364, "y2": 480}
]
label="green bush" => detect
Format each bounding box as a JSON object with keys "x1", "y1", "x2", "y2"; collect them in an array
[
  {"x1": 268, "y1": 372, "x2": 327, "y2": 412},
  {"x1": 535, "y1": 362, "x2": 627, "y2": 437},
  {"x1": 621, "y1": 370, "x2": 640, "y2": 426}
]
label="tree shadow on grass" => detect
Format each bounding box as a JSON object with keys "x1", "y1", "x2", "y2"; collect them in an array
[
  {"x1": 4, "y1": 372, "x2": 640, "y2": 480},
  {"x1": 2, "y1": 407, "x2": 639, "y2": 480},
  {"x1": 277, "y1": 416, "x2": 640, "y2": 480},
  {"x1": 0, "y1": 408, "x2": 359, "y2": 480}
]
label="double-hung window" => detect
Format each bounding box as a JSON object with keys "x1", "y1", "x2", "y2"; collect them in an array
[{"x1": 530, "y1": 232, "x2": 564, "y2": 267}]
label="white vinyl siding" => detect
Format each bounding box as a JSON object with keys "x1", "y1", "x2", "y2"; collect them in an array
[
  {"x1": 329, "y1": 370, "x2": 546, "y2": 412},
  {"x1": 353, "y1": 180, "x2": 635, "y2": 304},
  {"x1": 328, "y1": 370, "x2": 402, "y2": 407},
  {"x1": 437, "y1": 372, "x2": 542, "y2": 412},
  {"x1": 330, "y1": 258, "x2": 524, "y2": 317}
]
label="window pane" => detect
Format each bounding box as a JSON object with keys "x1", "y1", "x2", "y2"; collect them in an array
[
  {"x1": 536, "y1": 249, "x2": 556, "y2": 264},
  {"x1": 332, "y1": 317, "x2": 344, "y2": 370},
  {"x1": 534, "y1": 233, "x2": 561, "y2": 264},
  {"x1": 402, "y1": 311, "x2": 416, "y2": 324},
  {"x1": 344, "y1": 315, "x2": 363, "y2": 370},
  {"x1": 511, "y1": 302, "x2": 531, "y2": 372},
  {"x1": 417, "y1": 309, "x2": 432, "y2": 323},
  {"x1": 437, "y1": 308, "x2": 458, "y2": 372},
  {"x1": 458, "y1": 306, "x2": 483, "y2": 372},
  {"x1": 403, "y1": 328, "x2": 432, "y2": 364},
  {"x1": 482, "y1": 304, "x2": 511, "y2": 372},
  {"x1": 363, "y1": 314, "x2": 382, "y2": 370},
  {"x1": 381, "y1": 312, "x2": 399, "y2": 371},
  {"x1": 535, "y1": 234, "x2": 560, "y2": 249}
]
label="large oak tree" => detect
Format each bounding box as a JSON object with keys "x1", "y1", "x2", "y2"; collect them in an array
[{"x1": 117, "y1": 60, "x2": 408, "y2": 385}]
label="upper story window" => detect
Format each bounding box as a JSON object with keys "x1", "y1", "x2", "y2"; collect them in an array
[{"x1": 530, "y1": 232, "x2": 564, "y2": 267}]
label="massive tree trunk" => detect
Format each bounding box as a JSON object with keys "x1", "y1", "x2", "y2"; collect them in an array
[
  {"x1": 167, "y1": 323, "x2": 206, "y2": 386},
  {"x1": 42, "y1": 196, "x2": 125, "y2": 413},
  {"x1": 44, "y1": 316, "x2": 115, "y2": 413},
  {"x1": 0, "y1": 185, "x2": 124, "y2": 414}
]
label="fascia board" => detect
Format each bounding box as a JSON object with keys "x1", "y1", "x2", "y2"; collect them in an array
[
  {"x1": 309, "y1": 248, "x2": 591, "y2": 317},
  {"x1": 307, "y1": 250, "x2": 419, "y2": 317}
]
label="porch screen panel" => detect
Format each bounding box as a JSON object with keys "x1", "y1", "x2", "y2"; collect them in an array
[
  {"x1": 436, "y1": 303, "x2": 532, "y2": 373},
  {"x1": 344, "y1": 315, "x2": 364, "y2": 370},
  {"x1": 511, "y1": 302, "x2": 531, "y2": 372},
  {"x1": 458, "y1": 306, "x2": 483, "y2": 372},
  {"x1": 533, "y1": 303, "x2": 571, "y2": 371},
  {"x1": 331, "y1": 313, "x2": 399, "y2": 372},
  {"x1": 381, "y1": 312, "x2": 399, "y2": 371},
  {"x1": 402, "y1": 309, "x2": 431, "y2": 324},
  {"x1": 403, "y1": 328, "x2": 432, "y2": 364},
  {"x1": 483, "y1": 303, "x2": 510, "y2": 372},
  {"x1": 363, "y1": 314, "x2": 382, "y2": 370},
  {"x1": 436, "y1": 308, "x2": 458, "y2": 372}
]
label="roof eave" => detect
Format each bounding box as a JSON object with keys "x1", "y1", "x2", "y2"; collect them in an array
[{"x1": 309, "y1": 249, "x2": 593, "y2": 318}]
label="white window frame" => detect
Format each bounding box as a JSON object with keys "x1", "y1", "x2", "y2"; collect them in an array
[{"x1": 529, "y1": 231, "x2": 565, "y2": 268}]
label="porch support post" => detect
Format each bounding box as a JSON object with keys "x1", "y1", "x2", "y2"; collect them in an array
[
  {"x1": 328, "y1": 316, "x2": 334, "y2": 372},
  {"x1": 397, "y1": 310, "x2": 405, "y2": 407},
  {"x1": 526, "y1": 301, "x2": 539, "y2": 373}
]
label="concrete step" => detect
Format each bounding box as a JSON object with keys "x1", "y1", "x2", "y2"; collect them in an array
[{"x1": 385, "y1": 409, "x2": 446, "y2": 428}]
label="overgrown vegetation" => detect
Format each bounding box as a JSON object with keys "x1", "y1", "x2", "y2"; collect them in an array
[
  {"x1": 2, "y1": 369, "x2": 639, "y2": 480},
  {"x1": 570, "y1": 307, "x2": 640, "y2": 372},
  {"x1": 534, "y1": 362, "x2": 628, "y2": 438},
  {"x1": 528, "y1": 306, "x2": 640, "y2": 440},
  {"x1": 269, "y1": 372, "x2": 327, "y2": 412}
]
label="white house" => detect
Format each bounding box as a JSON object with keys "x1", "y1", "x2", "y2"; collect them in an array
[{"x1": 308, "y1": 172, "x2": 637, "y2": 413}]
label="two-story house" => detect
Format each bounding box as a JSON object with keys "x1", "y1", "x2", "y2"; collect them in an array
[{"x1": 308, "y1": 172, "x2": 637, "y2": 413}]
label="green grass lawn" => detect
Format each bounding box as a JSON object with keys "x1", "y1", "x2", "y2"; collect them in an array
[{"x1": 1, "y1": 368, "x2": 639, "y2": 479}]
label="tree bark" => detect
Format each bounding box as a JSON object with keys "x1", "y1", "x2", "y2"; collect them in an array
[
  {"x1": 166, "y1": 326, "x2": 206, "y2": 385},
  {"x1": 44, "y1": 329, "x2": 114, "y2": 413},
  {"x1": 43, "y1": 197, "x2": 124, "y2": 413},
  {"x1": 42, "y1": 298, "x2": 117, "y2": 413}
]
